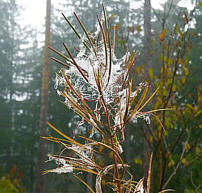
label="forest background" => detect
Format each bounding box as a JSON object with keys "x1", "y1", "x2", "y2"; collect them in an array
[{"x1": 0, "y1": 0, "x2": 201, "y2": 193}]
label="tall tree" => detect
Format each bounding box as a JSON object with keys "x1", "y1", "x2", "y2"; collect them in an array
[
  {"x1": 36, "y1": 0, "x2": 51, "y2": 193},
  {"x1": 0, "y1": 0, "x2": 17, "y2": 171},
  {"x1": 143, "y1": 0, "x2": 152, "y2": 189},
  {"x1": 143, "y1": 0, "x2": 151, "y2": 71},
  {"x1": 0, "y1": 0, "x2": 42, "y2": 191},
  {"x1": 0, "y1": 0, "x2": 34, "y2": 170}
]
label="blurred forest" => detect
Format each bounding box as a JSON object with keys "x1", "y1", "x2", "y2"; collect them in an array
[{"x1": 0, "y1": 0, "x2": 201, "y2": 192}]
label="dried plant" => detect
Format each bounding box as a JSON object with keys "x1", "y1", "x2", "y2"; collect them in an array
[{"x1": 43, "y1": 5, "x2": 171, "y2": 193}]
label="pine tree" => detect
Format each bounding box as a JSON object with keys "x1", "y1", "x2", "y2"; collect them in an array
[{"x1": 36, "y1": 0, "x2": 51, "y2": 193}]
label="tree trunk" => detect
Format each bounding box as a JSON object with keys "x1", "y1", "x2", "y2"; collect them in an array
[
  {"x1": 143, "y1": 0, "x2": 152, "y2": 191},
  {"x1": 35, "y1": 0, "x2": 51, "y2": 193},
  {"x1": 143, "y1": 0, "x2": 151, "y2": 70}
]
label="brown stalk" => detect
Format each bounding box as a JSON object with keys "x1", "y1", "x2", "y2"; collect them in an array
[
  {"x1": 127, "y1": 82, "x2": 149, "y2": 122},
  {"x1": 112, "y1": 26, "x2": 116, "y2": 52},
  {"x1": 97, "y1": 15, "x2": 108, "y2": 77},
  {"x1": 63, "y1": 43, "x2": 89, "y2": 83},
  {"x1": 48, "y1": 46, "x2": 73, "y2": 64},
  {"x1": 73, "y1": 12, "x2": 97, "y2": 57},
  {"x1": 101, "y1": 4, "x2": 112, "y2": 90},
  {"x1": 99, "y1": 88, "x2": 122, "y2": 192},
  {"x1": 60, "y1": 70, "x2": 83, "y2": 100},
  {"x1": 61, "y1": 92, "x2": 104, "y2": 136},
  {"x1": 106, "y1": 31, "x2": 112, "y2": 89},
  {"x1": 51, "y1": 57, "x2": 70, "y2": 68},
  {"x1": 62, "y1": 91, "x2": 86, "y2": 117},
  {"x1": 61, "y1": 71, "x2": 97, "y2": 123},
  {"x1": 123, "y1": 54, "x2": 137, "y2": 87},
  {"x1": 61, "y1": 13, "x2": 91, "y2": 51},
  {"x1": 123, "y1": 82, "x2": 131, "y2": 124},
  {"x1": 102, "y1": 3, "x2": 109, "y2": 42},
  {"x1": 146, "y1": 153, "x2": 153, "y2": 193}
]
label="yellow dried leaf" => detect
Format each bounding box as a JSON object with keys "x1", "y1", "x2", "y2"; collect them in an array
[
  {"x1": 136, "y1": 25, "x2": 141, "y2": 32},
  {"x1": 168, "y1": 160, "x2": 175, "y2": 168},
  {"x1": 99, "y1": 145, "x2": 104, "y2": 152},
  {"x1": 172, "y1": 84, "x2": 176, "y2": 92},
  {"x1": 184, "y1": 58, "x2": 188, "y2": 65},
  {"x1": 177, "y1": 58, "x2": 181, "y2": 64},
  {"x1": 109, "y1": 151, "x2": 114, "y2": 158},
  {"x1": 148, "y1": 136, "x2": 153, "y2": 144},
  {"x1": 163, "y1": 55, "x2": 167, "y2": 63},
  {"x1": 136, "y1": 66, "x2": 141, "y2": 74},
  {"x1": 182, "y1": 66, "x2": 189, "y2": 76},
  {"x1": 185, "y1": 143, "x2": 191, "y2": 151},
  {"x1": 172, "y1": 106, "x2": 177, "y2": 111},
  {"x1": 179, "y1": 30, "x2": 183, "y2": 38},
  {"x1": 165, "y1": 119, "x2": 170, "y2": 128},
  {"x1": 158, "y1": 131, "x2": 161, "y2": 139},
  {"x1": 163, "y1": 88, "x2": 168, "y2": 96},
  {"x1": 116, "y1": 23, "x2": 121, "y2": 30},
  {"x1": 134, "y1": 158, "x2": 143, "y2": 165},
  {"x1": 181, "y1": 158, "x2": 187, "y2": 165},
  {"x1": 168, "y1": 58, "x2": 173, "y2": 65},
  {"x1": 102, "y1": 180, "x2": 106, "y2": 186},
  {"x1": 148, "y1": 68, "x2": 154, "y2": 80},
  {"x1": 186, "y1": 103, "x2": 194, "y2": 110},
  {"x1": 174, "y1": 24, "x2": 178, "y2": 34},
  {"x1": 159, "y1": 29, "x2": 167, "y2": 41},
  {"x1": 181, "y1": 76, "x2": 186, "y2": 84},
  {"x1": 198, "y1": 90, "x2": 202, "y2": 104},
  {"x1": 163, "y1": 129, "x2": 168, "y2": 136}
]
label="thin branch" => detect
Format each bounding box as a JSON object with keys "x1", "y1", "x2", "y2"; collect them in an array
[{"x1": 163, "y1": 140, "x2": 189, "y2": 189}]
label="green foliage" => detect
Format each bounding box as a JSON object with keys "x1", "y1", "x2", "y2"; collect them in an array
[
  {"x1": 134, "y1": 1, "x2": 202, "y2": 192},
  {"x1": 0, "y1": 179, "x2": 19, "y2": 193},
  {"x1": 0, "y1": 166, "x2": 25, "y2": 193}
]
